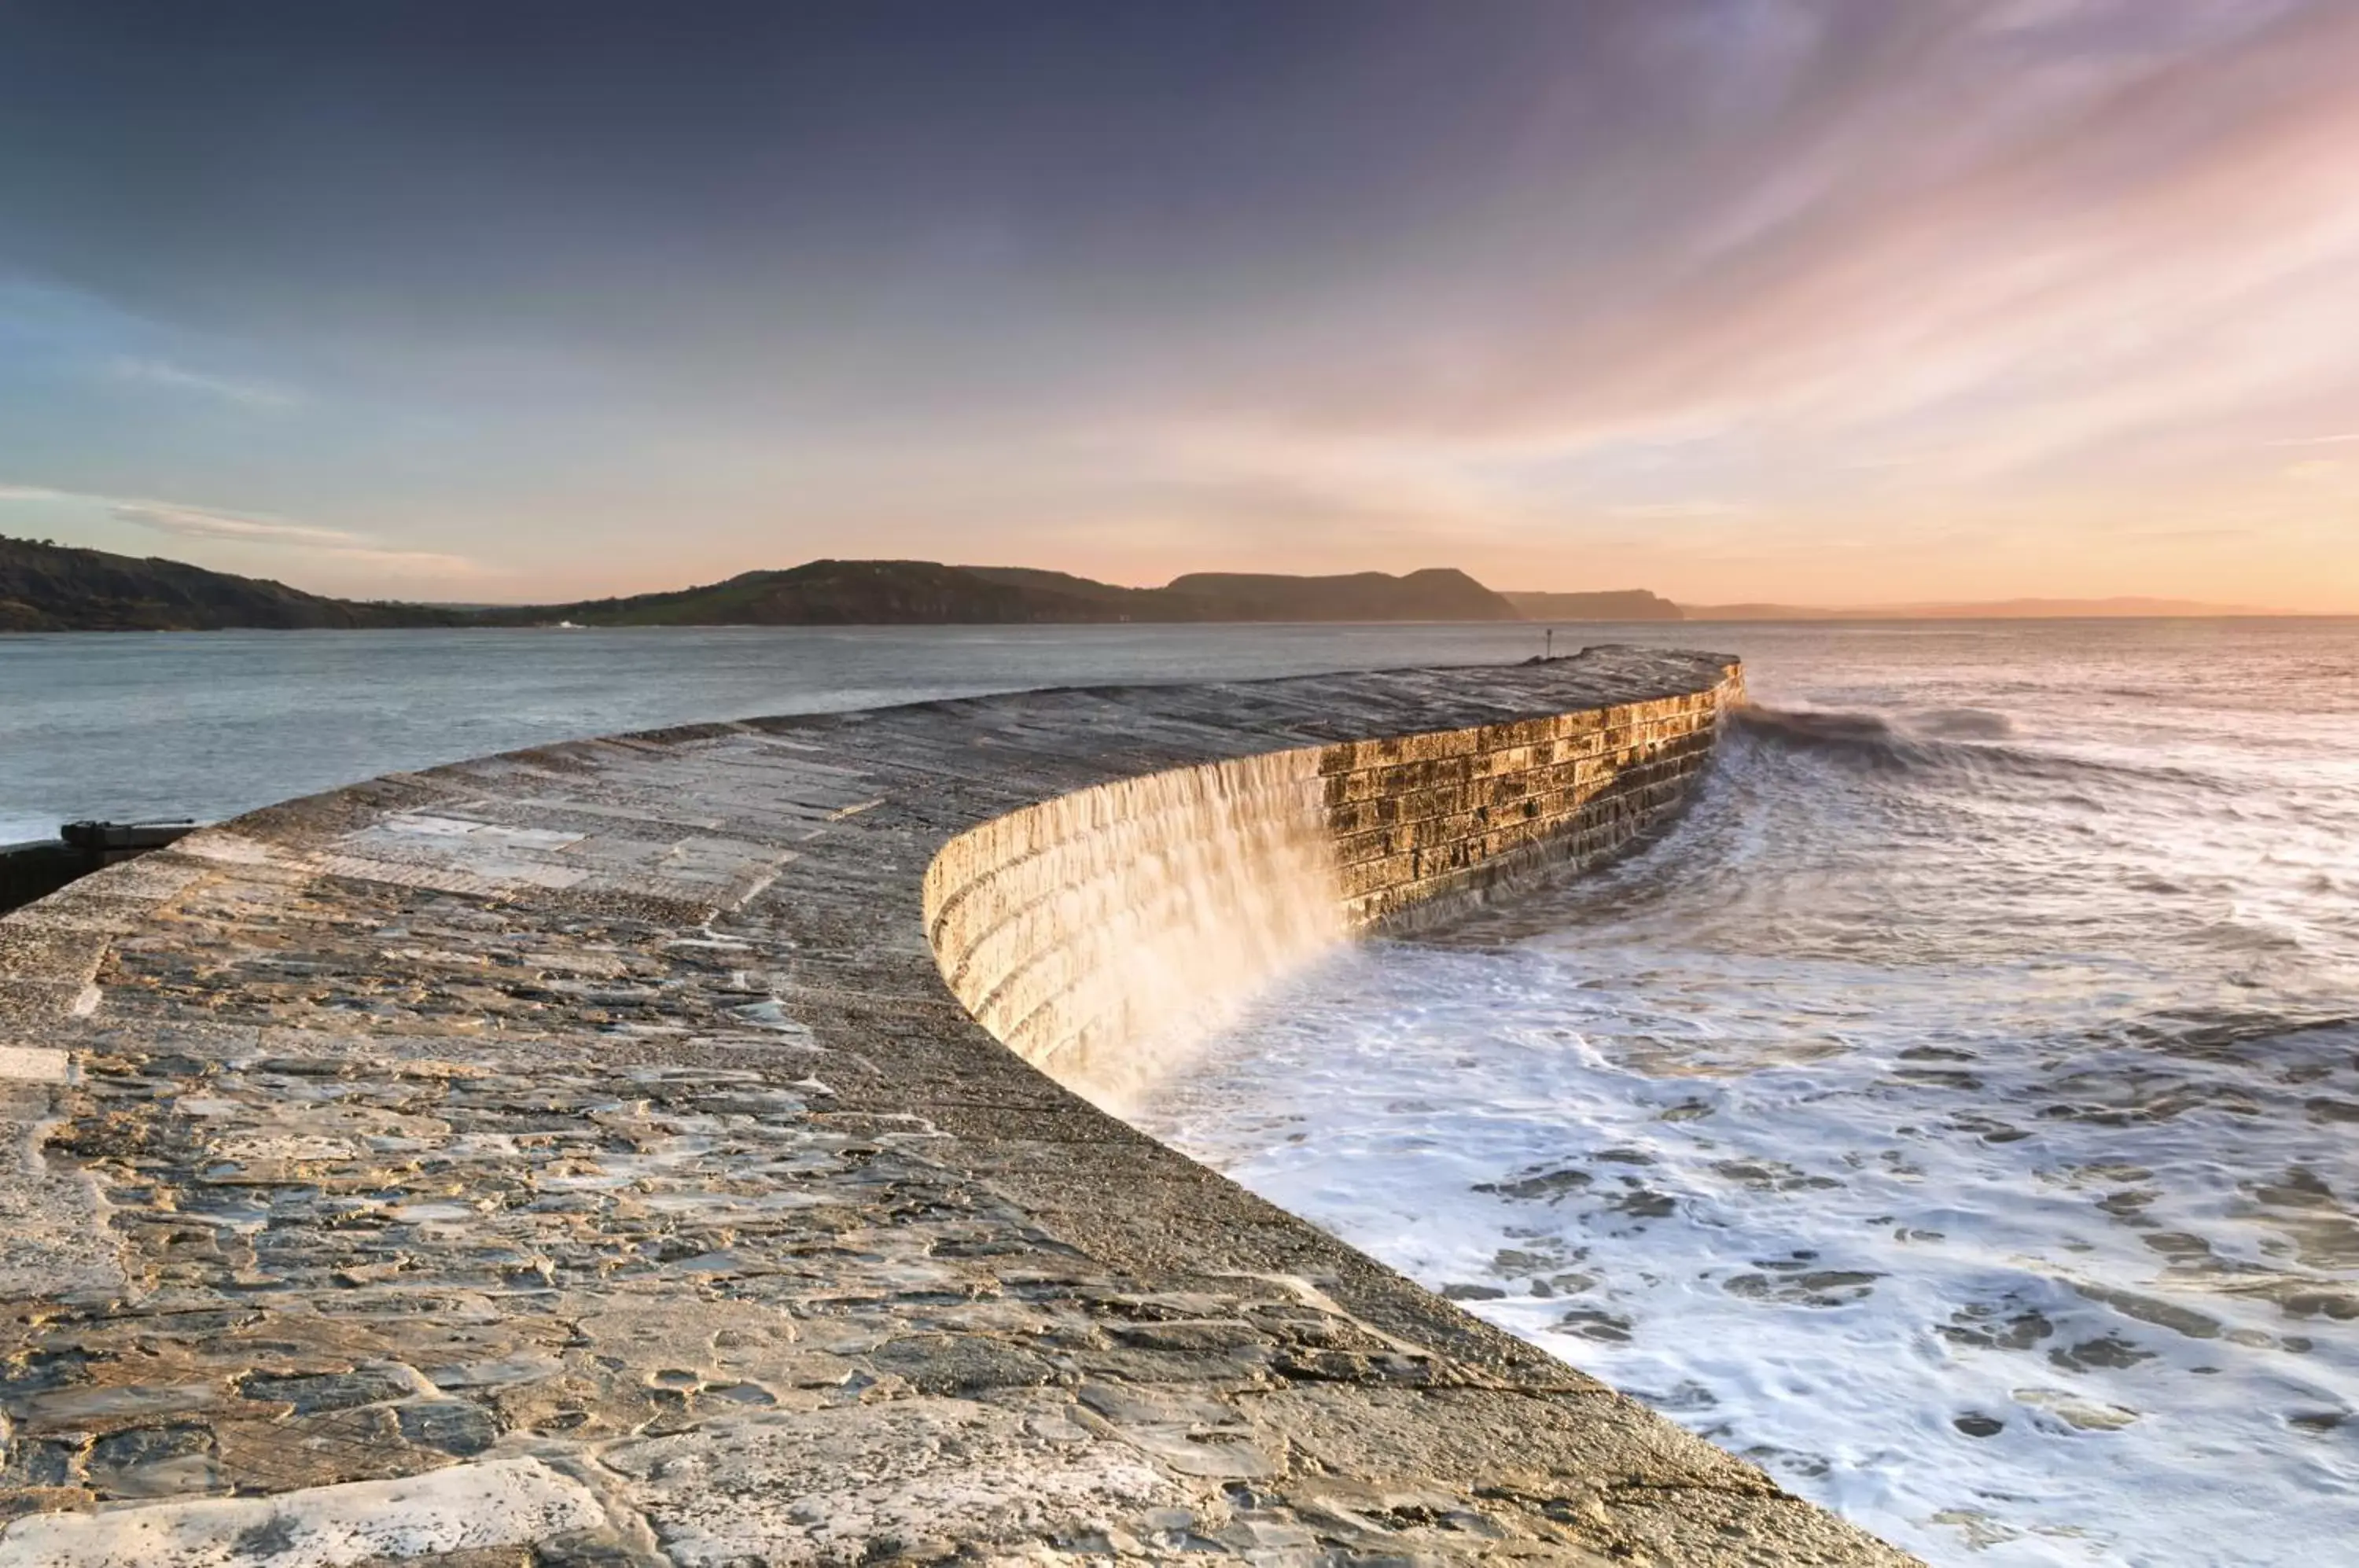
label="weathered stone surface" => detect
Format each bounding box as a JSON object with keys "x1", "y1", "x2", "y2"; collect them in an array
[{"x1": 0, "y1": 651, "x2": 1915, "y2": 1565}]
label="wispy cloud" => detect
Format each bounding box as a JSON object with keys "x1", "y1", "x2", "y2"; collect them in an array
[
  {"x1": 109, "y1": 502, "x2": 362, "y2": 548},
  {"x1": 1235, "y1": 4, "x2": 2359, "y2": 487},
  {"x1": 2282, "y1": 459, "x2": 2344, "y2": 483},
  {"x1": 2265, "y1": 432, "x2": 2359, "y2": 447},
  {"x1": 2, "y1": 483, "x2": 476, "y2": 574},
  {"x1": 112, "y1": 502, "x2": 477, "y2": 572},
  {"x1": 107, "y1": 357, "x2": 300, "y2": 410}
]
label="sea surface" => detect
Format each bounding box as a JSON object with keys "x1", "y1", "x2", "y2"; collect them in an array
[
  {"x1": 6, "y1": 619, "x2": 2355, "y2": 1564},
  {"x1": 1138, "y1": 618, "x2": 2359, "y2": 1567},
  {"x1": 0, "y1": 622, "x2": 1560, "y2": 843}
]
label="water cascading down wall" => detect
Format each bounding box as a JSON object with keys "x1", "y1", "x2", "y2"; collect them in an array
[{"x1": 926, "y1": 669, "x2": 1741, "y2": 1106}]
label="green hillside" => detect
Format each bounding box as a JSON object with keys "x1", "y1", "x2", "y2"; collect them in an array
[{"x1": 0, "y1": 536, "x2": 462, "y2": 631}]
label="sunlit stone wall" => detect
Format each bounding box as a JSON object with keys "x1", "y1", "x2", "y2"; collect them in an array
[
  {"x1": 924, "y1": 669, "x2": 1739, "y2": 1105},
  {"x1": 922, "y1": 748, "x2": 1341, "y2": 1106},
  {"x1": 1329, "y1": 675, "x2": 1740, "y2": 929}
]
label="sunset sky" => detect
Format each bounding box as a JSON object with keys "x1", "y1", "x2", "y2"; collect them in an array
[{"x1": 2, "y1": 1, "x2": 2355, "y2": 609}]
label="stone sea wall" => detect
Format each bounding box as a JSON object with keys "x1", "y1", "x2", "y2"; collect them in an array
[
  {"x1": 926, "y1": 679, "x2": 1734, "y2": 1104},
  {"x1": 0, "y1": 650, "x2": 1912, "y2": 1568},
  {"x1": 1326, "y1": 680, "x2": 1735, "y2": 928}
]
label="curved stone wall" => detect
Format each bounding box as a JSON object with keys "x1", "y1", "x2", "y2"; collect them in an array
[
  {"x1": 0, "y1": 650, "x2": 1910, "y2": 1568},
  {"x1": 924, "y1": 748, "x2": 1338, "y2": 1101},
  {"x1": 924, "y1": 674, "x2": 1738, "y2": 1105}
]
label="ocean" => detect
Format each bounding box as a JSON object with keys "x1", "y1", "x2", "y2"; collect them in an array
[
  {"x1": 5, "y1": 618, "x2": 2354, "y2": 1563},
  {"x1": 1138, "y1": 617, "x2": 2359, "y2": 1566}
]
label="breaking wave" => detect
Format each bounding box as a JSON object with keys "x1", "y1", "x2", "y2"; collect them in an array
[{"x1": 1733, "y1": 703, "x2": 2229, "y2": 795}]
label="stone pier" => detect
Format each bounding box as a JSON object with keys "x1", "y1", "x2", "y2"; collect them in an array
[{"x1": 0, "y1": 650, "x2": 1911, "y2": 1566}]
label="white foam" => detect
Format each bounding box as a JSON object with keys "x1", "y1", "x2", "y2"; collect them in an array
[{"x1": 1151, "y1": 941, "x2": 2359, "y2": 1566}]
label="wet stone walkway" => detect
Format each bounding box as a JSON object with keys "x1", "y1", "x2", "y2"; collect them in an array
[{"x1": 0, "y1": 653, "x2": 1911, "y2": 1566}]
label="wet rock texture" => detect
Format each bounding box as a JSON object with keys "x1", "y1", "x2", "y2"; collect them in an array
[{"x1": 0, "y1": 651, "x2": 1912, "y2": 1566}]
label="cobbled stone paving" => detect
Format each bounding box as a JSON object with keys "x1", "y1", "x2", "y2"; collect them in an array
[{"x1": 0, "y1": 652, "x2": 1914, "y2": 1566}]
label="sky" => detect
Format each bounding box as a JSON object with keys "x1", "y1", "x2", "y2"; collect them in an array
[{"x1": 2, "y1": 0, "x2": 2355, "y2": 609}]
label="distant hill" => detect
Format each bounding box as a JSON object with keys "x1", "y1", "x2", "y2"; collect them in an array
[
  {"x1": 958, "y1": 565, "x2": 1164, "y2": 607},
  {"x1": 497, "y1": 561, "x2": 1523, "y2": 626},
  {"x1": 1, "y1": 543, "x2": 1532, "y2": 631},
  {"x1": 484, "y1": 559, "x2": 1137, "y2": 627},
  {"x1": 1161, "y1": 568, "x2": 1518, "y2": 621},
  {"x1": 12, "y1": 535, "x2": 2298, "y2": 631},
  {"x1": 0, "y1": 536, "x2": 462, "y2": 631},
  {"x1": 1682, "y1": 596, "x2": 2283, "y2": 620},
  {"x1": 1505, "y1": 589, "x2": 1683, "y2": 622}
]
